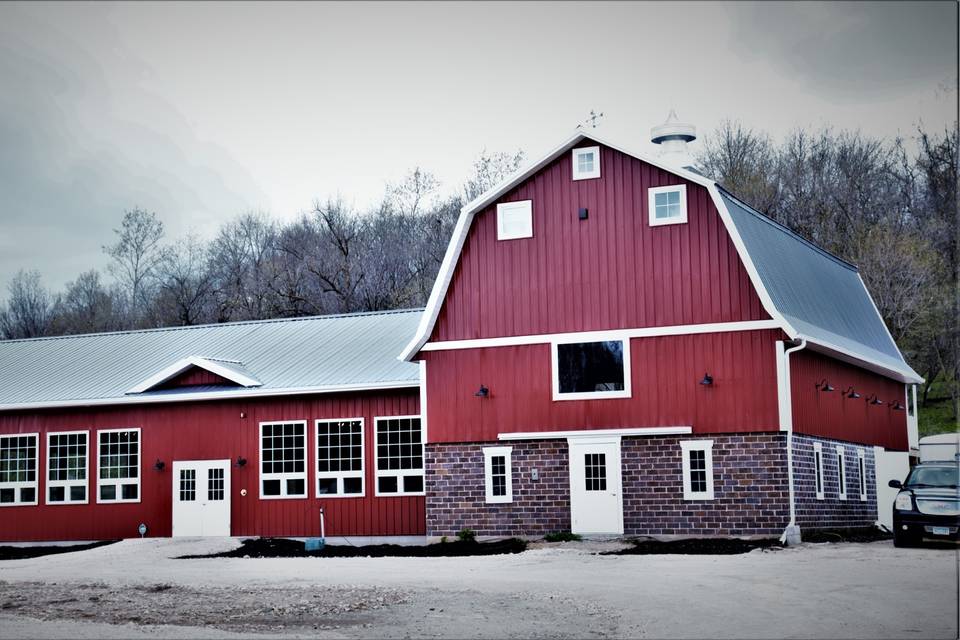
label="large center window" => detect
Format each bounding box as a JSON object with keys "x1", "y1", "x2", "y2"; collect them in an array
[{"x1": 552, "y1": 339, "x2": 631, "y2": 401}]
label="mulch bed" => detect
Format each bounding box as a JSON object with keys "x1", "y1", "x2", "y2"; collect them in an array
[
  {"x1": 0, "y1": 540, "x2": 117, "y2": 561},
  {"x1": 601, "y1": 537, "x2": 783, "y2": 555},
  {"x1": 802, "y1": 527, "x2": 892, "y2": 543},
  {"x1": 178, "y1": 536, "x2": 528, "y2": 559}
]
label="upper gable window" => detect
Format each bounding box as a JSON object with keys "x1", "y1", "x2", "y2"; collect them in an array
[
  {"x1": 572, "y1": 146, "x2": 600, "y2": 180},
  {"x1": 648, "y1": 184, "x2": 688, "y2": 226},
  {"x1": 552, "y1": 338, "x2": 631, "y2": 401},
  {"x1": 497, "y1": 200, "x2": 533, "y2": 240}
]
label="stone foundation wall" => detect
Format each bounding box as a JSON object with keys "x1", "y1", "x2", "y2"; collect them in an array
[{"x1": 793, "y1": 433, "x2": 877, "y2": 529}]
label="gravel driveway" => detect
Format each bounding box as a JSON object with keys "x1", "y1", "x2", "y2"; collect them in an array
[{"x1": 0, "y1": 537, "x2": 955, "y2": 639}]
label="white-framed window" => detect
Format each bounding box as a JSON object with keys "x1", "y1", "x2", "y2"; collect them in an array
[
  {"x1": 836, "y1": 445, "x2": 847, "y2": 500},
  {"x1": 552, "y1": 338, "x2": 631, "y2": 401},
  {"x1": 374, "y1": 415, "x2": 424, "y2": 496},
  {"x1": 648, "y1": 184, "x2": 688, "y2": 226},
  {"x1": 259, "y1": 421, "x2": 307, "y2": 499},
  {"x1": 907, "y1": 385, "x2": 916, "y2": 417},
  {"x1": 680, "y1": 440, "x2": 715, "y2": 500},
  {"x1": 483, "y1": 446, "x2": 513, "y2": 504},
  {"x1": 0, "y1": 433, "x2": 38, "y2": 506},
  {"x1": 857, "y1": 448, "x2": 867, "y2": 501},
  {"x1": 813, "y1": 442, "x2": 824, "y2": 501},
  {"x1": 315, "y1": 418, "x2": 364, "y2": 498},
  {"x1": 496, "y1": 200, "x2": 533, "y2": 240},
  {"x1": 572, "y1": 146, "x2": 601, "y2": 180},
  {"x1": 96, "y1": 428, "x2": 140, "y2": 503},
  {"x1": 47, "y1": 430, "x2": 89, "y2": 505}
]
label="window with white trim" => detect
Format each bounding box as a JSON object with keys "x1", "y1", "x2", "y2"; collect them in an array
[
  {"x1": 97, "y1": 428, "x2": 140, "y2": 503},
  {"x1": 483, "y1": 446, "x2": 513, "y2": 503},
  {"x1": 47, "y1": 431, "x2": 88, "y2": 504},
  {"x1": 375, "y1": 416, "x2": 424, "y2": 496},
  {"x1": 316, "y1": 419, "x2": 364, "y2": 497},
  {"x1": 836, "y1": 445, "x2": 847, "y2": 500},
  {"x1": 572, "y1": 146, "x2": 601, "y2": 180},
  {"x1": 857, "y1": 448, "x2": 867, "y2": 501},
  {"x1": 907, "y1": 385, "x2": 916, "y2": 417},
  {"x1": 496, "y1": 200, "x2": 533, "y2": 240},
  {"x1": 813, "y1": 442, "x2": 824, "y2": 501},
  {"x1": 0, "y1": 433, "x2": 38, "y2": 506},
  {"x1": 259, "y1": 421, "x2": 307, "y2": 499},
  {"x1": 680, "y1": 440, "x2": 714, "y2": 500},
  {"x1": 552, "y1": 339, "x2": 631, "y2": 401},
  {"x1": 648, "y1": 184, "x2": 688, "y2": 226}
]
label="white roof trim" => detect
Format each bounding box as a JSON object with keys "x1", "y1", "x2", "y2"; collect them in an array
[
  {"x1": 0, "y1": 380, "x2": 420, "y2": 412},
  {"x1": 800, "y1": 337, "x2": 923, "y2": 384},
  {"x1": 498, "y1": 426, "x2": 692, "y2": 441},
  {"x1": 126, "y1": 356, "x2": 263, "y2": 394}
]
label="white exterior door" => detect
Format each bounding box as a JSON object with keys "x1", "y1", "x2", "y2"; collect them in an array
[
  {"x1": 172, "y1": 460, "x2": 231, "y2": 537},
  {"x1": 568, "y1": 437, "x2": 624, "y2": 535}
]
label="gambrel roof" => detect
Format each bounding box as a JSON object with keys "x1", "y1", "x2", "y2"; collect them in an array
[
  {"x1": 399, "y1": 131, "x2": 922, "y2": 384},
  {"x1": 0, "y1": 309, "x2": 422, "y2": 411}
]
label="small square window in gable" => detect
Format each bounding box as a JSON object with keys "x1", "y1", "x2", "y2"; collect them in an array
[
  {"x1": 648, "y1": 184, "x2": 688, "y2": 226},
  {"x1": 497, "y1": 200, "x2": 533, "y2": 240},
  {"x1": 572, "y1": 146, "x2": 601, "y2": 180}
]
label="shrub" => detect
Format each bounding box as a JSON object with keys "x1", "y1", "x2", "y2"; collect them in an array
[
  {"x1": 456, "y1": 528, "x2": 477, "y2": 543},
  {"x1": 543, "y1": 531, "x2": 582, "y2": 542}
]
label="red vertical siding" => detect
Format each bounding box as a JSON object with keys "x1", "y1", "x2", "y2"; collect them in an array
[
  {"x1": 0, "y1": 389, "x2": 423, "y2": 542},
  {"x1": 430, "y1": 141, "x2": 769, "y2": 342},
  {"x1": 157, "y1": 367, "x2": 232, "y2": 389},
  {"x1": 791, "y1": 350, "x2": 908, "y2": 451},
  {"x1": 423, "y1": 329, "x2": 782, "y2": 443}
]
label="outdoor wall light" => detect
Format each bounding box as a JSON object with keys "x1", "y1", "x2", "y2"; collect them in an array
[
  {"x1": 815, "y1": 379, "x2": 834, "y2": 392},
  {"x1": 153, "y1": 459, "x2": 165, "y2": 472},
  {"x1": 235, "y1": 456, "x2": 247, "y2": 468},
  {"x1": 699, "y1": 373, "x2": 713, "y2": 386},
  {"x1": 475, "y1": 384, "x2": 490, "y2": 398},
  {"x1": 867, "y1": 394, "x2": 884, "y2": 406},
  {"x1": 890, "y1": 401, "x2": 905, "y2": 411},
  {"x1": 842, "y1": 386, "x2": 861, "y2": 399}
]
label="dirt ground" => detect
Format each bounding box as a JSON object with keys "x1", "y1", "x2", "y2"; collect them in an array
[{"x1": 0, "y1": 537, "x2": 955, "y2": 639}]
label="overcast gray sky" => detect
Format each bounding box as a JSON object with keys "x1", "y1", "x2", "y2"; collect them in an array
[{"x1": 0, "y1": 1, "x2": 956, "y2": 292}]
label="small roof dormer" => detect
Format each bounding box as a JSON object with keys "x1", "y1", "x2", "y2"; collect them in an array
[{"x1": 126, "y1": 356, "x2": 262, "y2": 394}]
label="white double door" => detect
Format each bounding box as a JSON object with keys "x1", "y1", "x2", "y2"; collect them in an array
[
  {"x1": 172, "y1": 460, "x2": 231, "y2": 537},
  {"x1": 568, "y1": 437, "x2": 624, "y2": 535}
]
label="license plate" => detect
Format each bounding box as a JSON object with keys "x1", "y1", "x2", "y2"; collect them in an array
[{"x1": 932, "y1": 526, "x2": 950, "y2": 536}]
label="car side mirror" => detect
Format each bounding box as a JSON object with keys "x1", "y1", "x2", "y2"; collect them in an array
[{"x1": 888, "y1": 479, "x2": 902, "y2": 489}]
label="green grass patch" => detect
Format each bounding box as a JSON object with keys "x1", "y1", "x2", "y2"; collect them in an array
[{"x1": 919, "y1": 397, "x2": 958, "y2": 437}]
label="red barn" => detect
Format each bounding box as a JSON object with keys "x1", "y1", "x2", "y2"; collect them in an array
[
  {"x1": 401, "y1": 118, "x2": 921, "y2": 541},
  {"x1": 0, "y1": 310, "x2": 426, "y2": 541}
]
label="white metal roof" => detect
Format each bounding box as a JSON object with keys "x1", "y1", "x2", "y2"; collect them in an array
[{"x1": 0, "y1": 309, "x2": 423, "y2": 411}]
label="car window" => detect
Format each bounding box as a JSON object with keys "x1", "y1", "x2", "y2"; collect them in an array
[{"x1": 905, "y1": 466, "x2": 960, "y2": 488}]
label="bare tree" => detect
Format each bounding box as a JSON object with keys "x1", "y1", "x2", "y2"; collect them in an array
[
  {"x1": 103, "y1": 208, "x2": 165, "y2": 325},
  {"x1": 153, "y1": 235, "x2": 217, "y2": 326},
  {"x1": 698, "y1": 120, "x2": 780, "y2": 215},
  {"x1": 463, "y1": 149, "x2": 525, "y2": 202},
  {"x1": 50, "y1": 270, "x2": 123, "y2": 335},
  {"x1": 208, "y1": 211, "x2": 280, "y2": 321},
  {"x1": 0, "y1": 269, "x2": 53, "y2": 339}
]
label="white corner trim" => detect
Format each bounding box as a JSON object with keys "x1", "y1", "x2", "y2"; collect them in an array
[
  {"x1": 572, "y1": 146, "x2": 601, "y2": 180},
  {"x1": 680, "y1": 439, "x2": 715, "y2": 501},
  {"x1": 419, "y1": 360, "x2": 428, "y2": 445},
  {"x1": 126, "y1": 355, "x2": 262, "y2": 394},
  {"x1": 551, "y1": 335, "x2": 632, "y2": 401},
  {"x1": 648, "y1": 184, "x2": 688, "y2": 227},
  {"x1": 482, "y1": 445, "x2": 513, "y2": 504},
  {"x1": 498, "y1": 426, "x2": 692, "y2": 441},
  {"x1": 776, "y1": 341, "x2": 789, "y2": 432},
  {"x1": 421, "y1": 319, "x2": 782, "y2": 352}
]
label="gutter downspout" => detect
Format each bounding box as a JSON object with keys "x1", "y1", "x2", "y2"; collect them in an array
[{"x1": 780, "y1": 338, "x2": 807, "y2": 545}]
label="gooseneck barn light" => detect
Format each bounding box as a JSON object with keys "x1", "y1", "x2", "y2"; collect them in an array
[
  {"x1": 153, "y1": 459, "x2": 165, "y2": 472},
  {"x1": 699, "y1": 373, "x2": 713, "y2": 386},
  {"x1": 474, "y1": 384, "x2": 490, "y2": 398},
  {"x1": 815, "y1": 379, "x2": 834, "y2": 392},
  {"x1": 842, "y1": 386, "x2": 861, "y2": 399},
  {"x1": 867, "y1": 394, "x2": 884, "y2": 406},
  {"x1": 890, "y1": 401, "x2": 905, "y2": 411},
  {"x1": 234, "y1": 456, "x2": 247, "y2": 468}
]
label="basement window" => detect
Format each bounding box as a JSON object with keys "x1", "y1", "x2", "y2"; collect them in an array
[
  {"x1": 552, "y1": 338, "x2": 631, "y2": 401},
  {"x1": 483, "y1": 446, "x2": 513, "y2": 504},
  {"x1": 857, "y1": 448, "x2": 867, "y2": 502},
  {"x1": 316, "y1": 419, "x2": 364, "y2": 497},
  {"x1": 375, "y1": 416, "x2": 424, "y2": 496},
  {"x1": 47, "y1": 431, "x2": 89, "y2": 504},
  {"x1": 259, "y1": 421, "x2": 307, "y2": 499},
  {"x1": 497, "y1": 200, "x2": 533, "y2": 240},
  {"x1": 680, "y1": 440, "x2": 715, "y2": 500},
  {"x1": 97, "y1": 428, "x2": 140, "y2": 503},
  {"x1": 648, "y1": 184, "x2": 688, "y2": 226},
  {"x1": 572, "y1": 146, "x2": 601, "y2": 180},
  {"x1": 0, "y1": 433, "x2": 38, "y2": 506},
  {"x1": 813, "y1": 442, "x2": 824, "y2": 501},
  {"x1": 836, "y1": 446, "x2": 847, "y2": 501}
]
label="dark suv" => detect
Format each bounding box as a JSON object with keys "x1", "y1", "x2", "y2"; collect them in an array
[{"x1": 889, "y1": 461, "x2": 959, "y2": 547}]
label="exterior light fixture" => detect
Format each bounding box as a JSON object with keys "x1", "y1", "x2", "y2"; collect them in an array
[
  {"x1": 699, "y1": 373, "x2": 713, "y2": 386},
  {"x1": 815, "y1": 379, "x2": 834, "y2": 392},
  {"x1": 235, "y1": 456, "x2": 247, "y2": 468},
  {"x1": 475, "y1": 385, "x2": 490, "y2": 398},
  {"x1": 890, "y1": 401, "x2": 905, "y2": 411},
  {"x1": 153, "y1": 459, "x2": 165, "y2": 471},
  {"x1": 867, "y1": 395, "x2": 884, "y2": 406},
  {"x1": 842, "y1": 386, "x2": 861, "y2": 399}
]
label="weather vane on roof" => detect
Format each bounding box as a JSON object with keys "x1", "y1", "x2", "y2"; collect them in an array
[{"x1": 577, "y1": 110, "x2": 604, "y2": 129}]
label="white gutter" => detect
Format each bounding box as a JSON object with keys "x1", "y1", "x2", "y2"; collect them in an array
[{"x1": 780, "y1": 338, "x2": 807, "y2": 545}]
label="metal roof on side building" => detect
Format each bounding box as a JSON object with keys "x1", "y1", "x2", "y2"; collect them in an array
[{"x1": 0, "y1": 309, "x2": 423, "y2": 410}]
